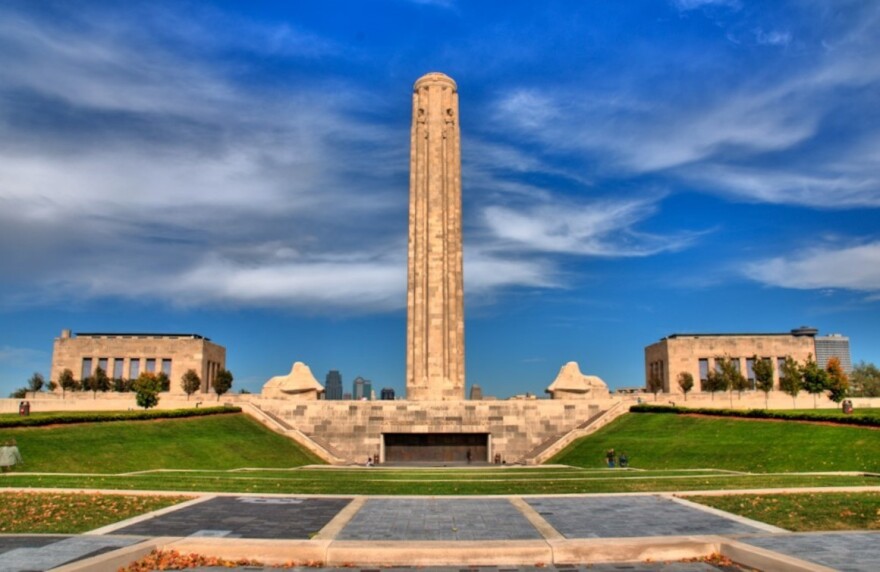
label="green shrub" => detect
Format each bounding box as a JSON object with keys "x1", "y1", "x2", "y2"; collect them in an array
[
  {"x1": 0, "y1": 406, "x2": 241, "y2": 428},
  {"x1": 628, "y1": 404, "x2": 880, "y2": 427}
]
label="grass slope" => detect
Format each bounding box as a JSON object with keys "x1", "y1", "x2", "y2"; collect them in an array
[
  {"x1": 0, "y1": 413, "x2": 321, "y2": 472},
  {"x1": 552, "y1": 413, "x2": 880, "y2": 472}
]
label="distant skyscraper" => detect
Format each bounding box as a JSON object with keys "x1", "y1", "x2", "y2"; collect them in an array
[
  {"x1": 815, "y1": 334, "x2": 852, "y2": 373},
  {"x1": 380, "y1": 387, "x2": 395, "y2": 400},
  {"x1": 352, "y1": 376, "x2": 372, "y2": 400},
  {"x1": 325, "y1": 370, "x2": 343, "y2": 400},
  {"x1": 469, "y1": 384, "x2": 482, "y2": 400}
]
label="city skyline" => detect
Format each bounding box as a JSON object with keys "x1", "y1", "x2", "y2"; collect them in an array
[{"x1": 1, "y1": 1, "x2": 879, "y2": 398}]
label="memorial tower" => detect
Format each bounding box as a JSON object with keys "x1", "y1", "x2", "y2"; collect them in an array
[{"x1": 406, "y1": 72, "x2": 465, "y2": 400}]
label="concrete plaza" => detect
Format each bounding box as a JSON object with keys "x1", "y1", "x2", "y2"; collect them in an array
[{"x1": 1, "y1": 493, "x2": 877, "y2": 571}]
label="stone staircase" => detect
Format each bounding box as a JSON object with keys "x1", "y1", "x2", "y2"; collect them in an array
[
  {"x1": 241, "y1": 402, "x2": 347, "y2": 465},
  {"x1": 518, "y1": 400, "x2": 631, "y2": 465}
]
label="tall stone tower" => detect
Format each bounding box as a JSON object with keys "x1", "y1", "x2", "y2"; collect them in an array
[{"x1": 406, "y1": 72, "x2": 465, "y2": 401}]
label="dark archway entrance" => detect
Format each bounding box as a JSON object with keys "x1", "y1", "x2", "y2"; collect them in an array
[{"x1": 383, "y1": 433, "x2": 488, "y2": 463}]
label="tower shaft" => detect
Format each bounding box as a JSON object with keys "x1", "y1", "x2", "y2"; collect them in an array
[{"x1": 406, "y1": 73, "x2": 465, "y2": 400}]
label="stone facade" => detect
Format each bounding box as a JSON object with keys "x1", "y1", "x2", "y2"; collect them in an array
[
  {"x1": 644, "y1": 329, "x2": 818, "y2": 394},
  {"x1": 258, "y1": 399, "x2": 612, "y2": 463},
  {"x1": 406, "y1": 72, "x2": 465, "y2": 401},
  {"x1": 51, "y1": 329, "x2": 225, "y2": 395}
]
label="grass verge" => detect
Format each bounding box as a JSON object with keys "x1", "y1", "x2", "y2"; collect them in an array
[
  {"x1": 688, "y1": 492, "x2": 880, "y2": 531},
  {"x1": 0, "y1": 492, "x2": 190, "y2": 533},
  {"x1": 2, "y1": 469, "x2": 875, "y2": 495}
]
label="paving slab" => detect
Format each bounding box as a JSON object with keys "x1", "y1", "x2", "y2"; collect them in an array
[
  {"x1": 526, "y1": 497, "x2": 763, "y2": 538},
  {"x1": 0, "y1": 535, "x2": 143, "y2": 572},
  {"x1": 111, "y1": 496, "x2": 352, "y2": 539},
  {"x1": 337, "y1": 499, "x2": 543, "y2": 540},
  {"x1": 741, "y1": 531, "x2": 880, "y2": 572}
]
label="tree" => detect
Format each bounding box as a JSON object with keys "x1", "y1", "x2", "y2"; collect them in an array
[
  {"x1": 212, "y1": 369, "x2": 233, "y2": 401},
  {"x1": 112, "y1": 378, "x2": 130, "y2": 392},
  {"x1": 58, "y1": 368, "x2": 79, "y2": 398},
  {"x1": 779, "y1": 356, "x2": 802, "y2": 408},
  {"x1": 646, "y1": 370, "x2": 664, "y2": 401},
  {"x1": 704, "y1": 368, "x2": 727, "y2": 401},
  {"x1": 825, "y1": 357, "x2": 849, "y2": 403},
  {"x1": 180, "y1": 369, "x2": 201, "y2": 400},
  {"x1": 86, "y1": 366, "x2": 111, "y2": 399},
  {"x1": 677, "y1": 372, "x2": 694, "y2": 401},
  {"x1": 156, "y1": 371, "x2": 170, "y2": 392},
  {"x1": 27, "y1": 372, "x2": 45, "y2": 397},
  {"x1": 718, "y1": 357, "x2": 748, "y2": 403},
  {"x1": 752, "y1": 355, "x2": 774, "y2": 408},
  {"x1": 801, "y1": 354, "x2": 829, "y2": 408},
  {"x1": 48, "y1": 380, "x2": 58, "y2": 392},
  {"x1": 10, "y1": 387, "x2": 28, "y2": 398},
  {"x1": 132, "y1": 372, "x2": 161, "y2": 410},
  {"x1": 850, "y1": 361, "x2": 880, "y2": 397}
]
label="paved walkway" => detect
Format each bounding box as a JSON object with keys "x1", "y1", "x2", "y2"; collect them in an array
[{"x1": 1, "y1": 493, "x2": 878, "y2": 571}]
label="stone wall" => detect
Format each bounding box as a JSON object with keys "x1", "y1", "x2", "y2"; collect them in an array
[{"x1": 256, "y1": 399, "x2": 617, "y2": 463}]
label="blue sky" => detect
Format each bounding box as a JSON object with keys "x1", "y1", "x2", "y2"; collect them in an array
[{"x1": 1, "y1": 0, "x2": 879, "y2": 398}]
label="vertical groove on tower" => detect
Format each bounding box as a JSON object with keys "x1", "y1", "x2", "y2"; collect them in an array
[{"x1": 406, "y1": 73, "x2": 465, "y2": 401}]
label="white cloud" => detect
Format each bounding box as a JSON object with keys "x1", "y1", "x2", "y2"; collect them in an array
[
  {"x1": 482, "y1": 198, "x2": 696, "y2": 257},
  {"x1": 745, "y1": 242, "x2": 880, "y2": 293}
]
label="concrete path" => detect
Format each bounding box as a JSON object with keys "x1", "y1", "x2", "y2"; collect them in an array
[{"x1": 1, "y1": 493, "x2": 878, "y2": 571}]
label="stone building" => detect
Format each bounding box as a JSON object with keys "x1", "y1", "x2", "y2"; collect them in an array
[
  {"x1": 644, "y1": 326, "x2": 846, "y2": 394},
  {"x1": 51, "y1": 329, "x2": 225, "y2": 395}
]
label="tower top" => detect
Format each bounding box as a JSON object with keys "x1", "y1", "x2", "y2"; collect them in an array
[{"x1": 414, "y1": 72, "x2": 457, "y2": 91}]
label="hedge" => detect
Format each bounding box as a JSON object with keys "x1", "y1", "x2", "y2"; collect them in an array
[
  {"x1": 628, "y1": 404, "x2": 880, "y2": 428},
  {"x1": 0, "y1": 406, "x2": 242, "y2": 428}
]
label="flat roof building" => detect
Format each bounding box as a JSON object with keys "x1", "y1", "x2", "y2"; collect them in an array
[
  {"x1": 644, "y1": 327, "x2": 846, "y2": 394},
  {"x1": 51, "y1": 329, "x2": 225, "y2": 395}
]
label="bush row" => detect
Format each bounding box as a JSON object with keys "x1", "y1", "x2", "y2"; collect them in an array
[
  {"x1": 0, "y1": 406, "x2": 242, "y2": 428},
  {"x1": 628, "y1": 404, "x2": 880, "y2": 427}
]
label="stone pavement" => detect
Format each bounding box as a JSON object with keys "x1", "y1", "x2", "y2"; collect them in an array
[
  {"x1": 112, "y1": 496, "x2": 352, "y2": 539},
  {"x1": 1, "y1": 493, "x2": 879, "y2": 571}
]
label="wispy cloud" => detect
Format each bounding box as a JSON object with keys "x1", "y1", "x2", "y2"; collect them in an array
[
  {"x1": 0, "y1": 346, "x2": 45, "y2": 366},
  {"x1": 482, "y1": 198, "x2": 697, "y2": 257},
  {"x1": 671, "y1": 0, "x2": 741, "y2": 13},
  {"x1": 745, "y1": 241, "x2": 880, "y2": 294}
]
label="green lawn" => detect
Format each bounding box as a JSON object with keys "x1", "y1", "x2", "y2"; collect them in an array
[
  {"x1": 688, "y1": 492, "x2": 880, "y2": 531},
  {"x1": 553, "y1": 413, "x2": 880, "y2": 472},
  {"x1": 0, "y1": 413, "x2": 321, "y2": 472}
]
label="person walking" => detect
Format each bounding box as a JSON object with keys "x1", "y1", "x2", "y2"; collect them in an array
[{"x1": 605, "y1": 448, "x2": 615, "y2": 468}]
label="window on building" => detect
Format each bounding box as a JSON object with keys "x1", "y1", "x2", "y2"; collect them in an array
[
  {"x1": 145, "y1": 358, "x2": 156, "y2": 373},
  {"x1": 113, "y1": 358, "x2": 124, "y2": 379},
  {"x1": 81, "y1": 358, "x2": 92, "y2": 380},
  {"x1": 777, "y1": 357, "x2": 786, "y2": 377},
  {"x1": 715, "y1": 358, "x2": 724, "y2": 373},
  {"x1": 698, "y1": 358, "x2": 709, "y2": 390},
  {"x1": 129, "y1": 359, "x2": 140, "y2": 379},
  {"x1": 746, "y1": 358, "x2": 756, "y2": 390},
  {"x1": 97, "y1": 357, "x2": 108, "y2": 373},
  {"x1": 161, "y1": 359, "x2": 172, "y2": 376},
  {"x1": 730, "y1": 358, "x2": 740, "y2": 371}
]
